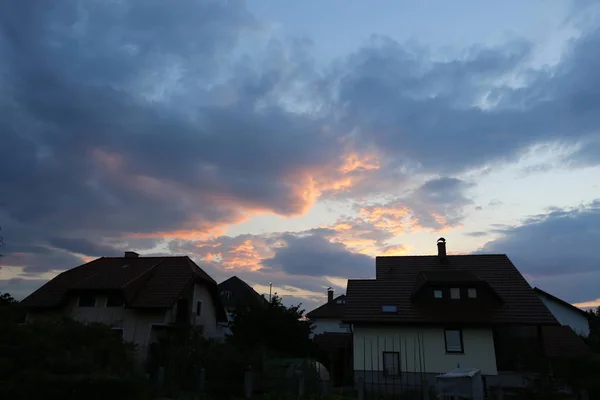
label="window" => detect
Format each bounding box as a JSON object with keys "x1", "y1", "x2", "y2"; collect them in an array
[
  {"x1": 336, "y1": 299, "x2": 345, "y2": 304},
  {"x1": 106, "y1": 293, "x2": 124, "y2": 307},
  {"x1": 450, "y1": 288, "x2": 461, "y2": 299},
  {"x1": 111, "y1": 328, "x2": 124, "y2": 339},
  {"x1": 383, "y1": 352, "x2": 400, "y2": 376},
  {"x1": 433, "y1": 289, "x2": 443, "y2": 299},
  {"x1": 381, "y1": 305, "x2": 397, "y2": 313},
  {"x1": 468, "y1": 288, "x2": 477, "y2": 298},
  {"x1": 78, "y1": 293, "x2": 96, "y2": 307},
  {"x1": 220, "y1": 290, "x2": 232, "y2": 300},
  {"x1": 339, "y1": 323, "x2": 350, "y2": 329},
  {"x1": 444, "y1": 329, "x2": 464, "y2": 353},
  {"x1": 196, "y1": 300, "x2": 203, "y2": 316}
]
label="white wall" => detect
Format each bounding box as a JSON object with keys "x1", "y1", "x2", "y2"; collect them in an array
[
  {"x1": 354, "y1": 326, "x2": 498, "y2": 375},
  {"x1": 61, "y1": 295, "x2": 168, "y2": 360},
  {"x1": 311, "y1": 318, "x2": 351, "y2": 336},
  {"x1": 191, "y1": 283, "x2": 220, "y2": 338},
  {"x1": 538, "y1": 295, "x2": 590, "y2": 336}
]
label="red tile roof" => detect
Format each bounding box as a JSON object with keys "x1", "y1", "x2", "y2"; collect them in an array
[
  {"x1": 307, "y1": 295, "x2": 346, "y2": 319},
  {"x1": 20, "y1": 255, "x2": 226, "y2": 321},
  {"x1": 345, "y1": 254, "x2": 558, "y2": 325}
]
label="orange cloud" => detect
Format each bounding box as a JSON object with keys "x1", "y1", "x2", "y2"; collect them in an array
[{"x1": 572, "y1": 298, "x2": 600, "y2": 309}]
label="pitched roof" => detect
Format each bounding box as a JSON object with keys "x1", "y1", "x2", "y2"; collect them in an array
[
  {"x1": 307, "y1": 295, "x2": 346, "y2": 319},
  {"x1": 533, "y1": 287, "x2": 590, "y2": 318},
  {"x1": 542, "y1": 325, "x2": 592, "y2": 358},
  {"x1": 20, "y1": 255, "x2": 226, "y2": 321},
  {"x1": 345, "y1": 254, "x2": 558, "y2": 325},
  {"x1": 217, "y1": 276, "x2": 265, "y2": 308}
]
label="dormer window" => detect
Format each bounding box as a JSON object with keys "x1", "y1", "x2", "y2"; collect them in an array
[
  {"x1": 450, "y1": 288, "x2": 461, "y2": 299},
  {"x1": 336, "y1": 299, "x2": 345, "y2": 304},
  {"x1": 433, "y1": 289, "x2": 443, "y2": 299},
  {"x1": 468, "y1": 288, "x2": 477, "y2": 298},
  {"x1": 382, "y1": 305, "x2": 397, "y2": 313}
]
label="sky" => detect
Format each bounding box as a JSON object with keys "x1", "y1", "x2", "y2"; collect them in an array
[{"x1": 1, "y1": 0, "x2": 600, "y2": 313}]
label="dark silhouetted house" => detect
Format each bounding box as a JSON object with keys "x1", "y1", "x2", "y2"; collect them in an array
[
  {"x1": 534, "y1": 287, "x2": 591, "y2": 336},
  {"x1": 306, "y1": 288, "x2": 350, "y2": 335},
  {"x1": 20, "y1": 252, "x2": 227, "y2": 360},
  {"x1": 218, "y1": 276, "x2": 265, "y2": 316},
  {"x1": 344, "y1": 238, "x2": 566, "y2": 392}
]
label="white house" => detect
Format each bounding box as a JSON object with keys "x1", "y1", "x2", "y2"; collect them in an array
[
  {"x1": 533, "y1": 287, "x2": 591, "y2": 337},
  {"x1": 20, "y1": 252, "x2": 228, "y2": 361},
  {"x1": 306, "y1": 288, "x2": 351, "y2": 336},
  {"x1": 343, "y1": 238, "x2": 586, "y2": 393}
]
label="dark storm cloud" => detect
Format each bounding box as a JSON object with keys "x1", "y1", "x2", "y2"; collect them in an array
[
  {"x1": 479, "y1": 200, "x2": 600, "y2": 302},
  {"x1": 0, "y1": 0, "x2": 342, "y2": 245},
  {"x1": 2, "y1": 0, "x2": 600, "y2": 289},
  {"x1": 47, "y1": 237, "x2": 121, "y2": 257},
  {"x1": 262, "y1": 234, "x2": 373, "y2": 278},
  {"x1": 337, "y1": 28, "x2": 600, "y2": 173}
]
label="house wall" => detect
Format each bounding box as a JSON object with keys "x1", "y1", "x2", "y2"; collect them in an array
[
  {"x1": 28, "y1": 295, "x2": 169, "y2": 361},
  {"x1": 538, "y1": 295, "x2": 590, "y2": 336},
  {"x1": 353, "y1": 326, "x2": 498, "y2": 376},
  {"x1": 311, "y1": 318, "x2": 351, "y2": 336},
  {"x1": 191, "y1": 283, "x2": 219, "y2": 338}
]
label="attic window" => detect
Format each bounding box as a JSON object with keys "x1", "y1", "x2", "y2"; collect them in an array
[
  {"x1": 381, "y1": 305, "x2": 397, "y2": 313},
  {"x1": 106, "y1": 294, "x2": 125, "y2": 307},
  {"x1": 220, "y1": 290, "x2": 232, "y2": 300},
  {"x1": 336, "y1": 299, "x2": 345, "y2": 304},
  {"x1": 450, "y1": 288, "x2": 461, "y2": 299},
  {"x1": 468, "y1": 288, "x2": 477, "y2": 299},
  {"x1": 78, "y1": 294, "x2": 96, "y2": 307},
  {"x1": 433, "y1": 289, "x2": 443, "y2": 299}
]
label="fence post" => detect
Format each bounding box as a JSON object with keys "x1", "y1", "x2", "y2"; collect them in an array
[
  {"x1": 244, "y1": 365, "x2": 253, "y2": 398},
  {"x1": 297, "y1": 370, "x2": 305, "y2": 398},
  {"x1": 421, "y1": 378, "x2": 430, "y2": 400},
  {"x1": 357, "y1": 376, "x2": 365, "y2": 400},
  {"x1": 157, "y1": 366, "x2": 165, "y2": 388},
  {"x1": 198, "y1": 368, "x2": 206, "y2": 396}
]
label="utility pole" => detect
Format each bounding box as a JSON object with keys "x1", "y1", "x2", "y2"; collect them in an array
[{"x1": 269, "y1": 282, "x2": 272, "y2": 302}]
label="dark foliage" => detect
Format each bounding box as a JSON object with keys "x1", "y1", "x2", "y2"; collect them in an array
[
  {"x1": 0, "y1": 293, "x2": 148, "y2": 400},
  {"x1": 228, "y1": 294, "x2": 315, "y2": 359},
  {"x1": 585, "y1": 307, "x2": 600, "y2": 352}
]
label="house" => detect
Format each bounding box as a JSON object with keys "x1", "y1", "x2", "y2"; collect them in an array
[
  {"x1": 533, "y1": 287, "x2": 591, "y2": 337},
  {"x1": 344, "y1": 238, "x2": 564, "y2": 392},
  {"x1": 307, "y1": 288, "x2": 353, "y2": 386},
  {"x1": 218, "y1": 275, "x2": 266, "y2": 317},
  {"x1": 306, "y1": 288, "x2": 350, "y2": 336},
  {"x1": 20, "y1": 251, "x2": 227, "y2": 361}
]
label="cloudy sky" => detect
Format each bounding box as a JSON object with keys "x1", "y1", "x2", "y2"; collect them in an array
[{"x1": 1, "y1": 0, "x2": 600, "y2": 312}]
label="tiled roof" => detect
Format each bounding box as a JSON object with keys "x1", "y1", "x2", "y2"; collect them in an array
[
  {"x1": 345, "y1": 254, "x2": 558, "y2": 325},
  {"x1": 20, "y1": 255, "x2": 226, "y2": 321},
  {"x1": 542, "y1": 325, "x2": 592, "y2": 358},
  {"x1": 307, "y1": 295, "x2": 346, "y2": 319}
]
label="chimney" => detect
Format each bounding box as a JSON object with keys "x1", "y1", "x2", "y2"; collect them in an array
[
  {"x1": 437, "y1": 238, "x2": 447, "y2": 260},
  {"x1": 327, "y1": 287, "x2": 334, "y2": 303},
  {"x1": 124, "y1": 251, "x2": 139, "y2": 258}
]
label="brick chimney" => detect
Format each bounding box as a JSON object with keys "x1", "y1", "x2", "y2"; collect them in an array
[
  {"x1": 327, "y1": 287, "x2": 334, "y2": 303},
  {"x1": 437, "y1": 238, "x2": 447, "y2": 260},
  {"x1": 124, "y1": 251, "x2": 139, "y2": 258}
]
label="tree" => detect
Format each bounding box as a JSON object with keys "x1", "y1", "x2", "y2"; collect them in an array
[
  {"x1": 0, "y1": 292, "x2": 17, "y2": 306},
  {"x1": 228, "y1": 294, "x2": 314, "y2": 360},
  {"x1": 586, "y1": 307, "x2": 600, "y2": 352}
]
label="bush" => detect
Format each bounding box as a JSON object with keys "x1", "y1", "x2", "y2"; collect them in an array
[{"x1": 0, "y1": 307, "x2": 149, "y2": 400}]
